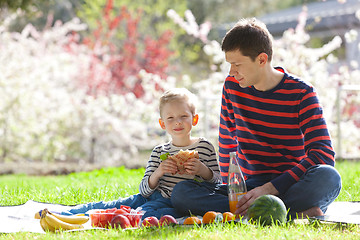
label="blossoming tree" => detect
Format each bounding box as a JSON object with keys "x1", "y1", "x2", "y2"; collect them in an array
[
  {"x1": 0, "y1": 10, "x2": 176, "y2": 165},
  {"x1": 0, "y1": 5, "x2": 359, "y2": 167}
]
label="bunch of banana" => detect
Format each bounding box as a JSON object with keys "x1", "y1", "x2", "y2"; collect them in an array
[{"x1": 38, "y1": 208, "x2": 89, "y2": 232}]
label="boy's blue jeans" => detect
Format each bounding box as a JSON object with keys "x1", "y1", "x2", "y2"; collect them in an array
[
  {"x1": 171, "y1": 165, "x2": 342, "y2": 217},
  {"x1": 60, "y1": 190, "x2": 181, "y2": 220}
]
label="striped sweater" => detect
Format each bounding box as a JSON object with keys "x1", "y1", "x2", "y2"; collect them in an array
[
  {"x1": 219, "y1": 67, "x2": 335, "y2": 194},
  {"x1": 139, "y1": 137, "x2": 221, "y2": 198}
]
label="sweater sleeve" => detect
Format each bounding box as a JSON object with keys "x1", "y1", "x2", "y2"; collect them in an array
[
  {"x1": 139, "y1": 147, "x2": 161, "y2": 198},
  {"x1": 199, "y1": 139, "x2": 222, "y2": 184},
  {"x1": 218, "y1": 82, "x2": 238, "y2": 183},
  {"x1": 271, "y1": 87, "x2": 335, "y2": 194}
]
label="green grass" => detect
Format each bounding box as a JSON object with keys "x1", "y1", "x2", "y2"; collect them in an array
[
  {"x1": 0, "y1": 166, "x2": 144, "y2": 206},
  {"x1": 0, "y1": 162, "x2": 359, "y2": 239}
]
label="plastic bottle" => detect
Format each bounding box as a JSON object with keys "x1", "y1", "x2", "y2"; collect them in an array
[{"x1": 227, "y1": 151, "x2": 247, "y2": 215}]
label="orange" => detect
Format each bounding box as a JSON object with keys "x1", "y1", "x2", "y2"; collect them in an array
[
  {"x1": 183, "y1": 216, "x2": 201, "y2": 225},
  {"x1": 222, "y1": 212, "x2": 235, "y2": 222},
  {"x1": 202, "y1": 211, "x2": 218, "y2": 224}
]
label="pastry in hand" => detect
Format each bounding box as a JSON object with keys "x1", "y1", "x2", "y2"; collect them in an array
[{"x1": 167, "y1": 149, "x2": 199, "y2": 174}]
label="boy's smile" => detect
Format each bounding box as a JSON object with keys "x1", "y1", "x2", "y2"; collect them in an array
[{"x1": 159, "y1": 99, "x2": 198, "y2": 146}]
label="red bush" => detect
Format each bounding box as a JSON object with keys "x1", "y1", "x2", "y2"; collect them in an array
[{"x1": 68, "y1": 0, "x2": 173, "y2": 97}]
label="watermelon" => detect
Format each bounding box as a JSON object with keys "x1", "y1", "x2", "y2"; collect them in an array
[{"x1": 246, "y1": 195, "x2": 287, "y2": 226}]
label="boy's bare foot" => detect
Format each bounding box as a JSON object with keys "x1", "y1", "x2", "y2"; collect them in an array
[{"x1": 297, "y1": 206, "x2": 324, "y2": 218}]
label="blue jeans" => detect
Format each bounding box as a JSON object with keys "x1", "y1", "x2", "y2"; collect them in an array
[
  {"x1": 171, "y1": 165, "x2": 341, "y2": 217},
  {"x1": 60, "y1": 190, "x2": 181, "y2": 220}
]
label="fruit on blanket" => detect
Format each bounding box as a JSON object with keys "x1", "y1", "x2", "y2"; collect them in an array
[
  {"x1": 141, "y1": 216, "x2": 159, "y2": 227},
  {"x1": 36, "y1": 208, "x2": 88, "y2": 224},
  {"x1": 202, "y1": 211, "x2": 218, "y2": 224},
  {"x1": 40, "y1": 210, "x2": 56, "y2": 232},
  {"x1": 45, "y1": 211, "x2": 84, "y2": 231},
  {"x1": 89, "y1": 206, "x2": 143, "y2": 228},
  {"x1": 159, "y1": 215, "x2": 178, "y2": 226},
  {"x1": 246, "y1": 195, "x2": 287, "y2": 226},
  {"x1": 39, "y1": 208, "x2": 85, "y2": 232},
  {"x1": 40, "y1": 217, "x2": 56, "y2": 232},
  {"x1": 89, "y1": 209, "x2": 111, "y2": 228},
  {"x1": 49, "y1": 212, "x2": 89, "y2": 224},
  {"x1": 111, "y1": 214, "x2": 132, "y2": 229},
  {"x1": 222, "y1": 212, "x2": 235, "y2": 222},
  {"x1": 168, "y1": 149, "x2": 199, "y2": 174},
  {"x1": 183, "y1": 216, "x2": 201, "y2": 225}
]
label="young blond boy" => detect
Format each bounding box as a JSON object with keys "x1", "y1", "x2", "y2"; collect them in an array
[{"x1": 60, "y1": 88, "x2": 221, "y2": 219}]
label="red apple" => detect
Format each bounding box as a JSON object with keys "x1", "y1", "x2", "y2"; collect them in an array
[
  {"x1": 159, "y1": 215, "x2": 178, "y2": 226},
  {"x1": 110, "y1": 215, "x2": 132, "y2": 229},
  {"x1": 141, "y1": 216, "x2": 159, "y2": 227}
]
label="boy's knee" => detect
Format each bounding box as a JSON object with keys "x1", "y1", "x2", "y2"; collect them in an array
[
  {"x1": 172, "y1": 181, "x2": 191, "y2": 200},
  {"x1": 312, "y1": 165, "x2": 341, "y2": 189},
  {"x1": 171, "y1": 180, "x2": 196, "y2": 210}
]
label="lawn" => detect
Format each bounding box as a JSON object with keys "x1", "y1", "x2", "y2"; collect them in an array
[{"x1": 0, "y1": 161, "x2": 359, "y2": 239}]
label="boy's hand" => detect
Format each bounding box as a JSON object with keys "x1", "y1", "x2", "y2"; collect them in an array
[
  {"x1": 234, "y1": 182, "x2": 279, "y2": 216},
  {"x1": 183, "y1": 158, "x2": 202, "y2": 175},
  {"x1": 148, "y1": 158, "x2": 178, "y2": 189},
  {"x1": 183, "y1": 158, "x2": 213, "y2": 180},
  {"x1": 158, "y1": 158, "x2": 178, "y2": 175}
]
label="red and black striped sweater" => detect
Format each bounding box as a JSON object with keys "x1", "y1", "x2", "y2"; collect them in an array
[{"x1": 218, "y1": 67, "x2": 335, "y2": 194}]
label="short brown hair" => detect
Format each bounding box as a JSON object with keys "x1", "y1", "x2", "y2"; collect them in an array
[
  {"x1": 221, "y1": 18, "x2": 273, "y2": 62},
  {"x1": 159, "y1": 88, "x2": 197, "y2": 117}
]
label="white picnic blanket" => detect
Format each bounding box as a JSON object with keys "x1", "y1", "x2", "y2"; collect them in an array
[
  {"x1": 0, "y1": 200, "x2": 79, "y2": 233},
  {"x1": 326, "y1": 201, "x2": 360, "y2": 216}
]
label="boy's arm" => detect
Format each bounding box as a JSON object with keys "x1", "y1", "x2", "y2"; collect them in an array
[
  {"x1": 218, "y1": 81, "x2": 238, "y2": 183},
  {"x1": 200, "y1": 140, "x2": 222, "y2": 183},
  {"x1": 139, "y1": 148, "x2": 162, "y2": 197},
  {"x1": 139, "y1": 147, "x2": 178, "y2": 197},
  {"x1": 148, "y1": 169, "x2": 163, "y2": 189},
  {"x1": 270, "y1": 87, "x2": 335, "y2": 194},
  {"x1": 184, "y1": 159, "x2": 213, "y2": 180},
  {"x1": 184, "y1": 139, "x2": 222, "y2": 183},
  {"x1": 197, "y1": 163, "x2": 213, "y2": 181},
  {"x1": 148, "y1": 159, "x2": 177, "y2": 189}
]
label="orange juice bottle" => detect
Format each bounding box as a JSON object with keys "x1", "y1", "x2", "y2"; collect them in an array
[{"x1": 227, "y1": 151, "x2": 247, "y2": 216}]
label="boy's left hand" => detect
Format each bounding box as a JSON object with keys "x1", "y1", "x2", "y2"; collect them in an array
[{"x1": 183, "y1": 158, "x2": 206, "y2": 175}]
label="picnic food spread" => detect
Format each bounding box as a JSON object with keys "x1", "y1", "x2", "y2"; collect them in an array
[
  {"x1": 161, "y1": 149, "x2": 199, "y2": 174},
  {"x1": 34, "y1": 198, "x2": 288, "y2": 233},
  {"x1": 38, "y1": 208, "x2": 89, "y2": 232}
]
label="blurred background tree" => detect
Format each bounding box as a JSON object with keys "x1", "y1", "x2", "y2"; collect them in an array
[
  {"x1": 0, "y1": 0, "x2": 320, "y2": 81},
  {"x1": 0, "y1": 0, "x2": 34, "y2": 10},
  {"x1": 2, "y1": 0, "x2": 356, "y2": 166}
]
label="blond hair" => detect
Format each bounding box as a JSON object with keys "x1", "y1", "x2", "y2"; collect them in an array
[{"x1": 159, "y1": 88, "x2": 197, "y2": 117}]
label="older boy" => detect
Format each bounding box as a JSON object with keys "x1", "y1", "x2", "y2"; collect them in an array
[{"x1": 171, "y1": 18, "x2": 341, "y2": 218}]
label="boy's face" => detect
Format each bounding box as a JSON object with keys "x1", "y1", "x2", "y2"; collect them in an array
[
  {"x1": 225, "y1": 49, "x2": 265, "y2": 89},
  {"x1": 159, "y1": 100, "x2": 198, "y2": 140}
]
